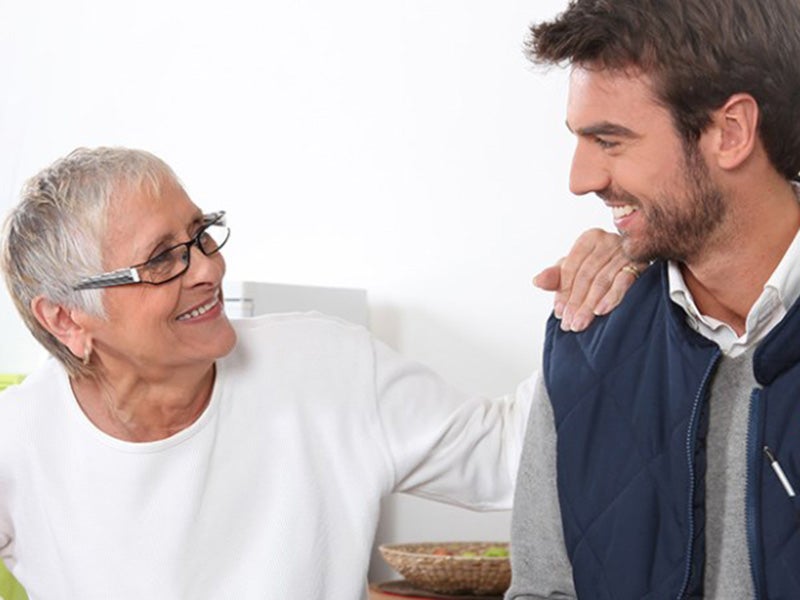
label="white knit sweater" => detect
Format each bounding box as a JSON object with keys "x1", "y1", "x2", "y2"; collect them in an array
[{"x1": 0, "y1": 312, "x2": 533, "y2": 600}]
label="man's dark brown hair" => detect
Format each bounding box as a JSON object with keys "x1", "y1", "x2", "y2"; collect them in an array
[{"x1": 527, "y1": 0, "x2": 800, "y2": 179}]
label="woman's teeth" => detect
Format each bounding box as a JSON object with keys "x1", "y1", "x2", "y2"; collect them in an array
[
  {"x1": 612, "y1": 205, "x2": 636, "y2": 219},
  {"x1": 177, "y1": 297, "x2": 219, "y2": 321}
]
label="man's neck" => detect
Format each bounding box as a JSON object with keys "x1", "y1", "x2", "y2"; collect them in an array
[{"x1": 680, "y1": 179, "x2": 800, "y2": 335}]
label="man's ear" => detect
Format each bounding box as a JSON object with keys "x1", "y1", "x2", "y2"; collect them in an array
[
  {"x1": 30, "y1": 296, "x2": 90, "y2": 360},
  {"x1": 708, "y1": 93, "x2": 760, "y2": 171}
]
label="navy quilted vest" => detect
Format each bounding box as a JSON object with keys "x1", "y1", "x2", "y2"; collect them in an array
[{"x1": 543, "y1": 262, "x2": 800, "y2": 599}]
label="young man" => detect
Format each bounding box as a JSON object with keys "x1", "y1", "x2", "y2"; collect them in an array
[{"x1": 507, "y1": 1, "x2": 800, "y2": 598}]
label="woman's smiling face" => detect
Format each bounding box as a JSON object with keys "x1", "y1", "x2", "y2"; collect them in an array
[{"x1": 84, "y1": 177, "x2": 237, "y2": 377}]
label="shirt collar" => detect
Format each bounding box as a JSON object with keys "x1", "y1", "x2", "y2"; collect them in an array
[
  {"x1": 764, "y1": 218, "x2": 800, "y2": 310},
  {"x1": 668, "y1": 183, "x2": 800, "y2": 355}
]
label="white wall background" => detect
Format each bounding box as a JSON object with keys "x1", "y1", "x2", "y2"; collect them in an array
[{"x1": 0, "y1": 0, "x2": 612, "y2": 582}]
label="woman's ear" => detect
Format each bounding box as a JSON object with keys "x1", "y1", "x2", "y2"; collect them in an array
[
  {"x1": 710, "y1": 93, "x2": 760, "y2": 171},
  {"x1": 30, "y1": 296, "x2": 90, "y2": 360}
]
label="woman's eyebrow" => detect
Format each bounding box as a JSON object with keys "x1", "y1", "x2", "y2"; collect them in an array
[{"x1": 140, "y1": 213, "x2": 206, "y2": 258}]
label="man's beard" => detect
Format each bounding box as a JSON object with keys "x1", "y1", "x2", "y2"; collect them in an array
[{"x1": 612, "y1": 146, "x2": 726, "y2": 263}]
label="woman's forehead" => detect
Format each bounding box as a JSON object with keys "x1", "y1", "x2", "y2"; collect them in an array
[{"x1": 102, "y1": 183, "x2": 200, "y2": 259}]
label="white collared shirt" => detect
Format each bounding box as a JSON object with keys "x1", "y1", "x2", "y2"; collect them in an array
[{"x1": 669, "y1": 222, "x2": 800, "y2": 357}]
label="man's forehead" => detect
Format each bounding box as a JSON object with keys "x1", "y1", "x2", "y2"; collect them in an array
[
  {"x1": 566, "y1": 65, "x2": 664, "y2": 131},
  {"x1": 569, "y1": 65, "x2": 657, "y2": 100}
]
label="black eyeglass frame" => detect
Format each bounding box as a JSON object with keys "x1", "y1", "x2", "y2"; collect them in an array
[{"x1": 72, "y1": 211, "x2": 229, "y2": 291}]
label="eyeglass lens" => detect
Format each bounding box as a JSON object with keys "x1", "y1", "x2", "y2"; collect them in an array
[{"x1": 139, "y1": 223, "x2": 229, "y2": 284}]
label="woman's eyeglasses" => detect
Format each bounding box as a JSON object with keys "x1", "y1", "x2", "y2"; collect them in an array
[{"x1": 72, "y1": 211, "x2": 230, "y2": 291}]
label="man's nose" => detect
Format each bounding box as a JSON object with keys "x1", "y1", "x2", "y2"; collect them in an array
[{"x1": 569, "y1": 140, "x2": 611, "y2": 196}]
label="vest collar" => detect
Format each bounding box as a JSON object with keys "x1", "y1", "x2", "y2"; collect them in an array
[
  {"x1": 753, "y1": 293, "x2": 800, "y2": 384},
  {"x1": 658, "y1": 262, "x2": 800, "y2": 384}
]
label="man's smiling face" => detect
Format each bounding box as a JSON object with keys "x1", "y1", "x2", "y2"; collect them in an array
[{"x1": 566, "y1": 66, "x2": 726, "y2": 263}]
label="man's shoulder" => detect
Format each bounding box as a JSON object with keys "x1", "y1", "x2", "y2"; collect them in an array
[
  {"x1": 548, "y1": 262, "x2": 667, "y2": 345},
  {"x1": 544, "y1": 260, "x2": 718, "y2": 384}
]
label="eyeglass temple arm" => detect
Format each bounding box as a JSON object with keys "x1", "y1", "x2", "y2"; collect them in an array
[
  {"x1": 204, "y1": 211, "x2": 226, "y2": 226},
  {"x1": 72, "y1": 267, "x2": 141, "y2": 291}
]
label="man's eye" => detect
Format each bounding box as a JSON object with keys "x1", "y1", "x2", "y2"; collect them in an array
[{"x1": 595, "y1": 137, "x2": 619, "y2": 149}]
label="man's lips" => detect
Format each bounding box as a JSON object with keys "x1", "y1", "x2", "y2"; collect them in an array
[{"x1": 610, "y1": 204, "x2": 637, "y2": 220}]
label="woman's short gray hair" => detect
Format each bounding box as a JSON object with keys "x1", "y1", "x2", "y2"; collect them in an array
[{"x1": 0, "y1": 147, "x2": 181, "y2": 378}]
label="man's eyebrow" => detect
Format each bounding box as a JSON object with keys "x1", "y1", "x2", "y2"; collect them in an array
[{"x1": 566, "y1": 120, "x2": 640, "y2": 138}]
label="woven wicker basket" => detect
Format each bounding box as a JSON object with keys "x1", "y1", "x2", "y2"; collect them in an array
[{"x1": 378, "y1": 541, "x2": 511, "y2": 596}]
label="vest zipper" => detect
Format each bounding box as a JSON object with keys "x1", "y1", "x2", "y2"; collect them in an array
[
  {"x1": 745, "y1": 388, "x2": 764, "y2": 599},
  {"x1": 677, "y1": 350, "x2": 720, "y2": 600}
]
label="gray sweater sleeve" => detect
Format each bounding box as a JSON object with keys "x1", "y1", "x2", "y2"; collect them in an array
[{"x1": 505, "y1": 372, "x2": 576, "y2": 600}]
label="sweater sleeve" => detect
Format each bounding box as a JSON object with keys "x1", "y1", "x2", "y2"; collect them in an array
[
  {"x1": 505, "y1": 372, "x2": 576, "y2": 600},
  {"x1": 371, "y1": 337, "x2": 533, "y2": 510}
]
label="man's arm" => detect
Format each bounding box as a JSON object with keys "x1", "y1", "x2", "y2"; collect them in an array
[
  {"x1": 505, "y1": 373, "x2": 576, "y2": 600},
  {"x1": 540, "y1": 228, "x2": 645, "y2": 332}
]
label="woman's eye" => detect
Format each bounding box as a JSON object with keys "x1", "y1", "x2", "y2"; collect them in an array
[
  {"x1": 145, "y1": 249, "x2": 179, "y2": 275},
  {"x1": 149, "y1": 251, "x2": 173, "y2": 266}
]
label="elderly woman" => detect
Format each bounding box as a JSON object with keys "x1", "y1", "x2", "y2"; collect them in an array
[{"x1": 0, "y1": 147, "x2": 638, "y2": 599}]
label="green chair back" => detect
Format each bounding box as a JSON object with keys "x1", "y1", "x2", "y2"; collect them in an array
[{"x1": 0, "y1": 561, "x2": 27, "y2": 600}]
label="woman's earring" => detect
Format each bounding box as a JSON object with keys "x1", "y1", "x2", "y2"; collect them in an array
[{"x1": 83, "y1": 339, "x2": 93, "y2": 366}]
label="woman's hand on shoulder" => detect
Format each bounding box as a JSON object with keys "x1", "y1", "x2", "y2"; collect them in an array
[{"x1": 534, "y1": 228, "x2": 647, "y2": 332}]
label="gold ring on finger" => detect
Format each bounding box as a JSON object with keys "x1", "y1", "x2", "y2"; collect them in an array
[{"x1": 621, "y1": 264, "x2": 641, "y2": 279}]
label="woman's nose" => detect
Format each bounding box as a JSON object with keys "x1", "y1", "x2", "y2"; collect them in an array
[{"x1": 184, "y1": 243, "x2": 225, "y2": 285}]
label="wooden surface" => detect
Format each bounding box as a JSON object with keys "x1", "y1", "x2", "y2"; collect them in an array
[
  {"x1": 368, "y1": 582, "x2": 503, "y2": 600},
  {"x1": 368, "y1": 586, "x2": 398, "y2": 600},
  {"x1": 368, "y1": 582, "x2": 426, "y2": 599}
]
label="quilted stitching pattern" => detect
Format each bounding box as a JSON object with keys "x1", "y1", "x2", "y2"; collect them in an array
[{"x1": 545, "y1": 264, "x2": 715, "y2": 599}]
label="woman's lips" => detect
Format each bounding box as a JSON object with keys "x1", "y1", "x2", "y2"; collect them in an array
[{"x1": 176, "y1": 296, "x2": 221, "y2": 321}]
